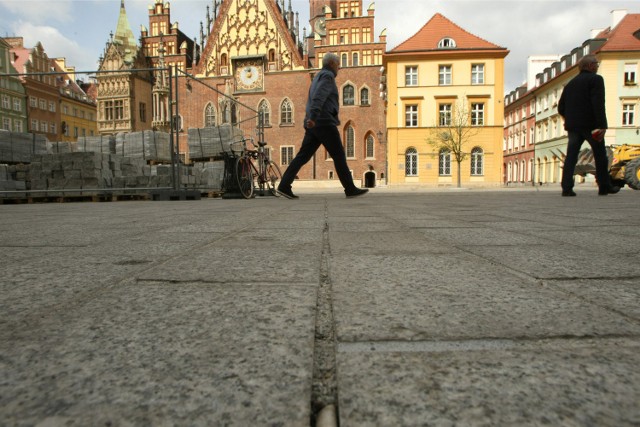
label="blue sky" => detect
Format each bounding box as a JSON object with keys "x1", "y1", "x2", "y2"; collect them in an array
[{"x1": 1, "y1": 0, "x2": 638, "y2": 91}]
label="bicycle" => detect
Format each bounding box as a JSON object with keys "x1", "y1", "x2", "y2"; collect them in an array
[{"x1": 234, "y1": 137, "x2": 283, "y2": 199}]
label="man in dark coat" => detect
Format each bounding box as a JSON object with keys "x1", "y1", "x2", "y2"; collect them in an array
[
  {"x1": 277, "y1": 53, "x2": 368, "y2": 199},
  {"x1": 558, "y1": 54, "x2": 619, "y2": 196}
]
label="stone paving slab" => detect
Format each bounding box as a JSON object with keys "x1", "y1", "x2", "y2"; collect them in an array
[
  {"x1": 1, "y1": 281, "x2": 316, "y2": 426},
  {"x1": 336, "y1": 338, "x2": 640, "y2": 426},
  {"x1": 330, "y1": 254, "x2": 640, "y2": 342}
]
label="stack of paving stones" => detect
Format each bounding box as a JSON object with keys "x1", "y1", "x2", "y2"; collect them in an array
[
  {"x1": 0, "y1": 164, "x2": 27, "y2": 195},
  {"x1": 192, "y1": 161, "x2": 225, "y2": 190},
  {"x1": 115, "y1": 131, "x2": 171, "y2": 163},
  {"x1": 76, "y1": 135, "x2": 116, "y2": 154},
  {"x1": 0, "y1": 131, "x2": 48, "y2": 163},
  {"x1": 188, "y1": 125, "x2": 244, "y2": 160}
]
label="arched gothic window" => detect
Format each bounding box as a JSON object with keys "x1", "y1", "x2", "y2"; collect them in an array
[
  {"x1": 280, "y1": 98, "x2": 293, "y2": 124},
  {"x1": 258, "y1": 100, "x2": 271, "y2": 126},
  {"x1": 360, "y1": 88, "x2": 369, "y2": 106},
  {"x1": 345, "y1": 125, "x2": 355, "y2": 158},
  {"x1": 343, "y1": 84, "x2": 355, "y2": 106},
  {"x1": 365, "y1": 134, "x2": 374, "y2": 158},
  {"x1": 204, "y1": 103, "x2": 216, "y2": 127}
]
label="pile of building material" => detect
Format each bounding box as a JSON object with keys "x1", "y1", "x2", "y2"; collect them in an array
[
  {"x1": 115, "y1": 131, "x2": 171, "y2": 162},
  {"x1": 29, "y1": 152, "x2": 116, "y2": 194},
  {"x1": 0, "y1": 164, "x2": 27, "y2": 192},
  {"x1": 76, "y1": 135, "x2": 116, "y2": 154},
  {"x1": 192, "y1": 161, "x2": 225, "y2": 189},
  {"x1": 0, "y1": 131, "x2": 48, "y2": 163},
  {"x1": 49, "y1": 142, "x2": 76, "y2": 154},
  {"x1": 188, "y1": 125, "x2": 245, "y2": 160}
]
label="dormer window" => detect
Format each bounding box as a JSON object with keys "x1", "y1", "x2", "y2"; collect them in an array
[{"x1": 438, "y1": 38, "x2": 456, "y2": 49}]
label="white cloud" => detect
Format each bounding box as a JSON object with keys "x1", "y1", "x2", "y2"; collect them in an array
[
  {"x1": 0, "y1": 0, "x2": 73, "y2": 24},
  {"x1": 14, "y1": 21, "x2": 98, "y2": 71}
]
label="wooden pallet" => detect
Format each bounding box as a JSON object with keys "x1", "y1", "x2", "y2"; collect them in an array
[{"x1": 0, "y1": 193, "x2": 152, "y2": 204}]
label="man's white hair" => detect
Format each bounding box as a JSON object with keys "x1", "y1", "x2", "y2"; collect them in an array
[{"x1": 322, "y1": 53, "x2": 339, "y2": 67}]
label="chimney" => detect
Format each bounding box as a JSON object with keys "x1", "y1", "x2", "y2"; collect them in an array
[{"x1": 611, "y1": 9, "x2": 628, "y2": 29}]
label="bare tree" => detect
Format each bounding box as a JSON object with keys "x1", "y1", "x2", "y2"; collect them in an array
[{"x1": 427, "y1": 100, "x2": 480, "y2": 188}]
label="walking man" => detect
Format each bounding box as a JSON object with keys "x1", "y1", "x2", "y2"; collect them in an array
[
  {"x1": 277, "y1": 53, "x2": 368, "y2": 199},
  {"x1": 558, "y1": 54, "x2": 619, "y2": 196}
]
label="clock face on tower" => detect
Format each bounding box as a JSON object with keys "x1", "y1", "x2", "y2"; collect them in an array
[{"x1": 234, "y1": 58, "x2": 264, "y2": 92}]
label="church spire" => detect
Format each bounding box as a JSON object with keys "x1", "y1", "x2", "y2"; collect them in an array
[{"x1": 114, "y1": 0, "x2": 137, "y2": 49}]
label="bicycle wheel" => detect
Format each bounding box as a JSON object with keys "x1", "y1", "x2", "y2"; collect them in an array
[
  {"x1": 265, "y1": 160, "x2": 283, "y2": 196},
  {"x1": 235, "y1": 156, "x2": 254, "y2": 199}
]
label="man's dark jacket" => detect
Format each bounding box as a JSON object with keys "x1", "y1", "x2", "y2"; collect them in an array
[
  {"x1": 305, "y1": 66, "x2": 340, "y2": 127},
  {"x1": 558, "y1": 70, "x2": 607, "y2": 131}
]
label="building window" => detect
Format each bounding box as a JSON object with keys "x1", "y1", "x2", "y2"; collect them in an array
[
  {"x1": 439, "y1": 149, "x2": 451, "y2": 176},
  {"x1": 438, "y1": 38, "x2": 456, "y2": 48},
  {"x1": 341, "y1": 53, "x2": 348, "y2": 67},
  {"x1": 439, "y1": 104, "x2": 452, "y2": 126},
  {"x1": 258, "y1": 100, "x2": 270, "y2": 126},
  {"x1": 205, "y1": 103, "x2": 217, "y2": 127},
  {"x1": 471, "y1": 147, "x2": 484, "y2": 176},
  {"x1": 139, "y1": 102, "x2": 146, "y2": 122},
  {"x1": 471, "y1": 103, "x2": 485, "y2": 126},
  {"x1": 74, "y1": 126, "x2": 78, "y2": 138},
  {"x1": 280, "y1": 99, "x2": 293, "y2": 124},
  {"x1": 351, "y1": 28, "x2": 360, "y2": 44},
  {"x1": 366, "y1": 134, "x2": 374, "y2": 158},
  {"x1": 362, "y1": 27, "x2": 371, "y2": 43},
  {"x1": 31, "y1": 119, "x2": 38, "y2": 131},
  {"x1": 439, "y1": 65, "x2": 452, "y2": 85},
  {"x1": 41, "y1": 121, "x2": 48, "y2": 133},
  {"x1": 405, "y1": 66, "x2": 418, "y2": 86},
  {"x1": 2, "y1": 117, "x2": 10, "y2": 131},
  {"x1": 13, "y1": 98, "x2": 21, "y2": 112},
  {"x1": 329, "y1": 29, "x2": 338, "y2": 45},
  {"x1": 50, "y1": 123, "x2": 56, "y2": 134},
  {"x1": 360, "y1": 88, "x2": 369, "y2": 106},
  {"x1": 114, "y1": 100, "x2": 124, "y2": 120},
  {"x1": 2, "y1": 95, "x2": 10, "y2": 109},
  {"x1": 49, "y1": 101, "x2": 56, "y2": 112},
  {"x1": 29, "y1": 97, "x2": 37, "y2": 108},
  {"x1": 622, "y1": 104, "x2": 635, "y2": 126},
  {"x1": 405, "y1": 147, "x2": 418, "y2": 176},
  {"x1": 14, "y1": 120, "x2": 23, "y2": 132},
  {"x1": 281, "y1": 146, "x2": 294, "y2": 166},
  {"x1": 471, "y1": 64, "x2": 484, "y2": 85},
  {"x1": 343, "y1": 85, "x2": 355, "y2": 106},
  {"x1": 624, "y1": 64, "x2": 637, "y2": 85},
  {"x1": 345, "y1": 125, "x2": 355, "y2": 158},
  {"x1": 405, "y1": 104, "x2": 418, "y2": 127},
  {"x1": 352, "y1": 53, "x2": 359, "y2": 67},
  {"x1": 39, "y1": 99, "x2": 46, "y2": 110}
]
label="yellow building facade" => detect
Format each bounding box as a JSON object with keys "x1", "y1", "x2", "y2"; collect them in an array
[{"x1": 384, "y1": 14, "x2": 508, "y2": 187}]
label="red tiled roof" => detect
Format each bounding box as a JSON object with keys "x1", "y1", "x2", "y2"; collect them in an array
[
  {"x1": 390, "y1": 13, "x2": 506, "y2": 53},
  {"x1": 597, "y1": 13, "x2": 640, "y2": 51}
]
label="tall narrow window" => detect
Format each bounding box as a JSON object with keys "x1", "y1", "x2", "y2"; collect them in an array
[
  {"x1": 405, "y1": 148, "x2": 418, "y2": 176},
  {"x1": 405, "y1": 66, "x2": 418, "y2": 86},
  {"x1": 258, "y1": 100, "x2": 270, "y2": 126},
  {"x1": 366, "y1": 134, "x2": 374, "y2": 158},
  {"x1": 345, "y1": 125, "x2": 355, "y2": 158},
  {"x1": 471, "y1": 103, "x2": 485, "y2": 126},
  {"x1": 471, "y1": 64, "x2": 484, "y2": 84},
  {"x1": 281, "y1": 146, "x2": 294, "y2": 166},
  {"x1": 343, "y1": 85, "x2": 355, "y2": 106},
  {"x1": 405, "y1": 105, "x2": 418, "y2": 127},
  {"x1": 280, "y1": 99, "x2": 293, "y2": 124},
  {"x1": 439, "y1": 149, "x2": 451, "y2": 175},
  {"x1": 471, "y1": 147, "x2": 484, "y2": 176},
  {"x1": 352, "y1": 53, "x2": 359, "y2": 67},
  {"x1": 439, "y1": 104, "x2": 452, "y2": 126},
  {"x1": 622, "y1": 104, "x2": 635, "y2": 126},
  {"x1": 360, "y1": 88, "x2": 369, "y2": 106},
  {"x1": 341, "y1": 53, "x2": 348, "y2": 67},
  {"x1": 205, "y1": 103, "x2": 216, "y2": 127}
]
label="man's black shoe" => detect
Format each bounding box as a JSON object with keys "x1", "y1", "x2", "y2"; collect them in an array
[
  {"x1": 598, "y1": 185, "x2": 620, "y2": 195},
  {"x1": 562, "y1": 190, "x2": 576, "y2": 197},
  {"x1": 346, "y1": 188, "x2": 369, "y2": 198},
  {"x1": 277, "y1": 187, "x2": 299, "y2": 199}
]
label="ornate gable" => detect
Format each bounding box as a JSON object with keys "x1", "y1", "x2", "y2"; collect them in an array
[{"x1": 196, "y1": 0, "x2": 304, "y2": 77}]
